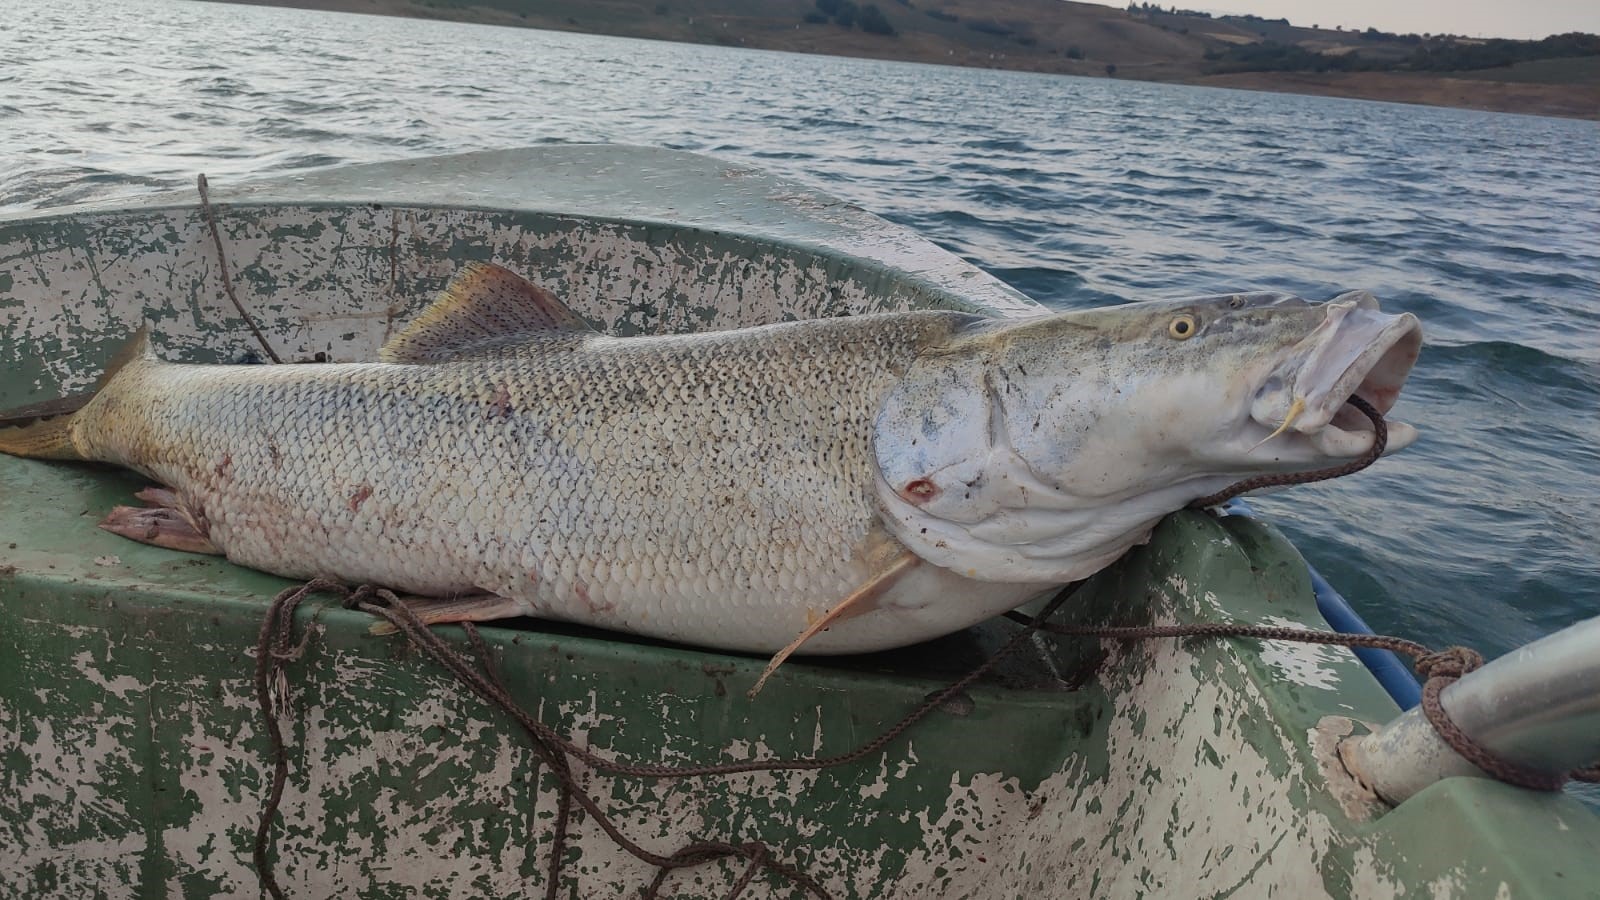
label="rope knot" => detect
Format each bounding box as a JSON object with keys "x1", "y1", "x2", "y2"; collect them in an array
[{"x1": 1413, "y1": 645, "x2": 1484, "y2": 682}]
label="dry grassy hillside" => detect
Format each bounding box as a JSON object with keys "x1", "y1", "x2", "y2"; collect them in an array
[{"x1": 207, "y1": 0, "x2": 1600, "y2": 118}]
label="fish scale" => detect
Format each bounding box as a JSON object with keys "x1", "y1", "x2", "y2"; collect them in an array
[{"x1": 67, "y1": 310, "x2": 999, "y2": 653}]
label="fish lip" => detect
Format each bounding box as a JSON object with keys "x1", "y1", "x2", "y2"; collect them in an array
[
  {"x1": 1254, "y1": 293, "x2": 1424, "y2": 458},
  {"x1": 1307, "y1": 304, "x2": 1422, "y2": 423}
]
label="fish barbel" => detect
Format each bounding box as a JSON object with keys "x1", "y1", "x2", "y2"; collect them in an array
[{"x1": 0, "y1": 264, "x2": 1422, "y2": 665}]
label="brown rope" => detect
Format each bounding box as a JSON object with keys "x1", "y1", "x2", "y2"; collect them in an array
[
  {"x1": 253, "y1": 574, "x2": 1598, "y2": 900},
  {"x1": 1413, "y1": 648, "x2": 1600, "y2": 790},
  {"x1": 1190, "y1": 395, "x2": 1388, "y2": 508},
  {"x1": 251, "y1": 582, "x2": 1072, "y2": 898},
  {"x1": 252, "y1": 577, "x2": 342, "y2": 900},
  {"x1": 1007, "y1": 613, "x2": 1600, "y2": 791},
  {"x1": 197, "y1": 173, "x2": 283, "y2": 364}
]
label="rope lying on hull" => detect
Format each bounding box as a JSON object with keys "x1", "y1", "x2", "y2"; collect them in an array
[
  {"x1": 250, "y1": 577, "x2": 1597, "y2": 899},
  {"x1": 251, "y1": 580, "x2": 1074, "y2": 900},
  {"x1": 1177, "y1": 396, "x2": 1597, "y2": 789}
]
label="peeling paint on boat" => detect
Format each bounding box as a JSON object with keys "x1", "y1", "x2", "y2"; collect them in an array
[
  {"x1": 1258, "y1": 615, "x2": 1346, "y2": 691},
  {"x1": 70, "y1": 650, "x2": 146, "y2": 701},
  {"x1": 0, "y1": 147, "x2": 1040, "y2": 403},
  {"x1": 0, "y1": 542, "x2": 1475, "y2": 896},
  {"x1": 1309, "y1": 717, "x2": 1387, "y2": 824}
]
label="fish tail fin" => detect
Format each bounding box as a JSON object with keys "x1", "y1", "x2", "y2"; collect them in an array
[
  {"x1": 0, "y1": 396, "x2": 89, "y2": 460},
  {"x1": 0, "y1": 326, "x2": 152, "y2": 461}
]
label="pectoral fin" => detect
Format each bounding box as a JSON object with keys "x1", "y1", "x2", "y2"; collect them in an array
[
  {"x1": 99, "y1": 487, "x2": 219, "y2": 555},
  {"x1": 748, "y1": 550, "x2": 920, "y2": 699}
]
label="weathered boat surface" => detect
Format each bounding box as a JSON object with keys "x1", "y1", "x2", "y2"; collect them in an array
[{"x1": 2, "y1": 146, "x2": 1596, "y2": 898}]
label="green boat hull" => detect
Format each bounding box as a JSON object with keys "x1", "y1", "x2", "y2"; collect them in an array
[{"x1": 2, "y1": 146, "x2": 1596, "y2": 898}]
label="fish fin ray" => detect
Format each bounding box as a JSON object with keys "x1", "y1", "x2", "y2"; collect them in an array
[
  {"x1": 368, "y1": 592, "x2": 524, "y2": 634},
  {"x1": 748, "y1": 550, "x2": 920, "y2": 699},
  {"x1": 380, "y1": 262, "x2": 591, "y2": 363}
]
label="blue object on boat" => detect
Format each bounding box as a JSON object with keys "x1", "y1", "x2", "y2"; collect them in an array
[
  {"x1": 1308, "y1": 566, "x2": 1422, "y2": 709},
  {"x1": 1220, "y1": 500, "x2": 1422, "y2": 709}
]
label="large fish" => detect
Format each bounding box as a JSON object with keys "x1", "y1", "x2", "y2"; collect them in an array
[{"x1": 0, "y1": 264, "x2": 1421, "y2": 679}]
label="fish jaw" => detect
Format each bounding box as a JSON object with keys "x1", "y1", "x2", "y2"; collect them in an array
[{"x1": 1247, "y1": 291, "x2": 1422, "y2": 460}]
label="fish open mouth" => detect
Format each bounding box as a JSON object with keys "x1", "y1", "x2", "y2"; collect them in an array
[{"x1": 1254, "y1": 291, "x2": 1423, "y2": 458}]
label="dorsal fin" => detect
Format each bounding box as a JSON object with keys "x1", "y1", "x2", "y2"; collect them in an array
[
  {"x1": 99, "y1": 325, "x2": 153, "y2": 387},
  {"x1": 380, "y1": 263, "x2": 590, "y2": 363}
]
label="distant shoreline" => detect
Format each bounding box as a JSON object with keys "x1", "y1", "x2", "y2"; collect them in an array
[
  {"x1": 1185, "y1": 71, "x2": 1599, "y2": 121},
  {"x1": 199, "y1": 0, "x2": 1600, "y2": 121}
]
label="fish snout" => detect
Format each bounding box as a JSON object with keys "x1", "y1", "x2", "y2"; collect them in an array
[{"x1": 1248, "y1": 296, "x2": 1422, "y2": 459}]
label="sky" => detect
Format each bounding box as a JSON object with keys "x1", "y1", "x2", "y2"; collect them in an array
[{"x1": 1094, "y1": 0, "x2": 1600, "y2": 40}]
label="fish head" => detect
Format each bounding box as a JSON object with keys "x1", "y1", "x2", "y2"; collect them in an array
[{"x1": 873, "y1": 291, "x2": 1422, "y2": 583}]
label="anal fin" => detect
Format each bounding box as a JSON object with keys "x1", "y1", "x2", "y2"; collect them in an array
[
  {"x1": 100, "y1": 487, "x2": 219, "y2": 555},
  {"x1": 748, "y1": 550, "x2": 920, "y2": 699}
]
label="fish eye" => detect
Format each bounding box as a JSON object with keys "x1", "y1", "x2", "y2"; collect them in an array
[{"x1": 1168, "y1": 314, "x2": 1198, "y2": 340}]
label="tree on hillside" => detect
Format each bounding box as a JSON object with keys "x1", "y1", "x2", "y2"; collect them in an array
[
  {"x1": 814, "y1": 0, "x2": 864, "y2": 29},
  {"x1": 859, "y1": 4, "x2": 896, "y2": 35}
]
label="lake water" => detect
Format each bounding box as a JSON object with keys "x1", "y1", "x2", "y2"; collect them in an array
[{"x1": 4, "y1": 1, "x2": 1598, "y2": 679}]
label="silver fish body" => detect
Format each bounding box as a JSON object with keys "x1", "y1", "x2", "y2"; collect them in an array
[
  {"x1": 0, "y1": 266, "x2": 1423, "y2": 657},
  {"x1": 68, "y1": 310, "x2": 1050, "y2": 653}
]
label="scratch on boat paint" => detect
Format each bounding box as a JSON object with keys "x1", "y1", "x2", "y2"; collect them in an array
[{"x1": 20, "y1": 617, "x2": 99, "y2": 638}]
